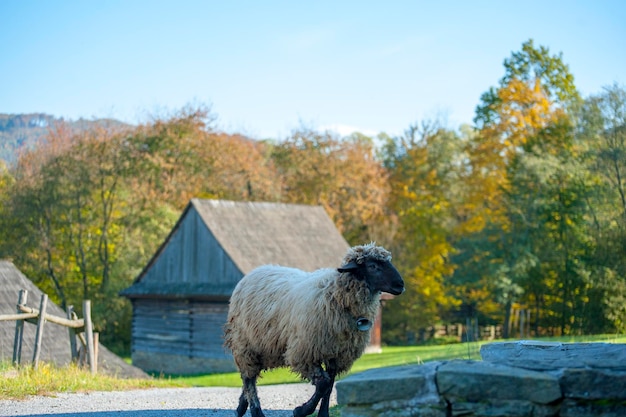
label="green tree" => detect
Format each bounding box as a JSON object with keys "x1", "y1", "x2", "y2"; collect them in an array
[
  {"x1": 576, "y1": 84, "x2": 626, "y2": 332},
  {"x1": 382, "y1": 121, "x2": 464, "y2": 342},
  {"x1": 2, "y1": 122, "x2": 136, "y2": 349},
  {"x1": 510, "y1": 152, "x2": 595, "y2": 334},
  {"x1": 461, "y1": 39, "x2": 588, "y2": 335}
]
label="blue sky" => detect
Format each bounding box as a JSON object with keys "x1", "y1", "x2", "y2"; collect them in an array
[{"x1": 1, "y1": 1, "x2": 625, "y2": 139}]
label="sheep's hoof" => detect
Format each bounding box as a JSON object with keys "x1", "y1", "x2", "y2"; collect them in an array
[
  {"x1": 236, "y1": 396, "x2": 248, "y2": 417},
  {"x1": 293, "y1": 405, "x2": 309, "y2": 417},
  {"x1": 250, "y1": 407, "x2": 265, "y2": 417}
]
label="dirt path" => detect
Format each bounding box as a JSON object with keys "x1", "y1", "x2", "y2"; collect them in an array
[{"x1": 0, "y1": 384, "x2": 337, "y2": 417}]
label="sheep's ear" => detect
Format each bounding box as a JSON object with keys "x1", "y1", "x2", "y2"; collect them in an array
[{"x1": 338, "y1": 261, "x2": 359, "y2": 273}]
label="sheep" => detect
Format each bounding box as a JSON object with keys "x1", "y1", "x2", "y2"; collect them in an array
[{"x1": 224, "y1": 242, "x2": 404, "y2": 417}]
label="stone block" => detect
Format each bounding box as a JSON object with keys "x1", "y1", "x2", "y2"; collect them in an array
[
  {"x1": 449, "y1": 399, "x2": 560, "y2": 417},
  {"x1": 341, "y1": 403, "x2": 447, "y2": 417},
  {"x1": 560, "y1": 368, "x2": 626, "y2": 400},
  {"x1": 560, "y1": 399, "x2": 626, "y2": 417},
  {"x1": 436, "y1": 360, "x2": 561, "y2": 404},
  {"x1": 480, "y1": 341, "x2": 626, "y2": 371},
  {"x1": 337, "y1": 361, "x2": 442, "y2": 406}
]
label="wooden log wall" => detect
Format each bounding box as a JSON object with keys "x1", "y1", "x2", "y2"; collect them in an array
[{"x1": 132, "y1": 298, "x2": 230, "y2": 359}]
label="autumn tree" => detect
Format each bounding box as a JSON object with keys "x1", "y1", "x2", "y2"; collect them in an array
[
  {"x1": 461, "y1": 39, "x2": 586, "y2": 335},
  {"x1": 204, "y1": 133, "x2": 280, "y2": 202},
  {"x1": 381, "y1": 120, "x2": 465, "y2": 342},
  {"x1": 0, "y1": 120, "x2": 138, "y2": 349},
  {"x1": 0, "y1": 104, "x2": 288, "y2": 352},
  {"x1": 122, "y1": 105, "x2": 219, "y2": 209},
  {"x1": 125, "y1": 106, "x2": 279, "y2": 209},
  {"x1": 0, "y1": 160, "x2": 14, "y2": 253},
  {"x1": 271, "y1": 127, "x2": 390, "y2": 244}
]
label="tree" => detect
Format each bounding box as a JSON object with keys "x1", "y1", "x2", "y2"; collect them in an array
[
  {"x1": 271, "y1": 127, "x2": 390, "y2": 244},
  {"x1": 0, "y1": 104, "x2": 285, "y2": 353},
  {"x1": 1, "y1": 120, "x2": 138, "y2": 353},
  {"x1": 125, "y1": 107, "x2": 279, "y2": 208},
  {"x1": 382, "y1": 121, "x2": 464, "y2": 342},
  {"x1": 1, "y1": 109, "x2": 215, "y2": 351},
  {"x1": 576, "y1": 84, "x2": 626, "y2": 333},
  {"x1": 509, "y1": 152, "x2": 595, "y2": 334},
  {"x1": 461, "y1": 39, "x2": 586, "y2": 335},
  {"x1": 0, "y1": 160, "x2": 15, "y2": 257},
  {"x1": 475, "y1": 39, "x2": 579, "y2": 129},
  {"x1": 580, "y1": 84, "x2": 626, "y2": 225}
]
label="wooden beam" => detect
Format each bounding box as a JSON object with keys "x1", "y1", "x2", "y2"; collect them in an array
[
  {"x1": 67, "y1": 305, "x2": 78, "y2": 362},
  {"x1": 93, "y1": 332, "x2": 99, "y2": 374},
  {"x1": 12, "y1": 289, "x2": 28, "y2": 366},
  {"x1": 0, "y1": 312, "x2": 39, "y2": 321},
  {"x1": 32, "y1": 294, "x2": 48, "y2": 369},
  {"x1": 83, "y1": 300, "x2": 96, "y2": 374},
  {"x1": 18, "y1": 304, "x2": 85, "y2": 328}
]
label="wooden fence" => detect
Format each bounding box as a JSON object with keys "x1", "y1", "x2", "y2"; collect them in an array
[
  {"x1": 0, "y1": 289, "x2": 98, "y2": 373},
  {"x1": 412, "y1": 321, "x2": 504, "y2": 344},
  {"x1": 414, "y1": 310, "x2": 535, "y2": 344}
]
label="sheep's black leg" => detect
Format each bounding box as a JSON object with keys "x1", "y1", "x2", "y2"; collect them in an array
[
  {"x1": 317, "y1": 360, "x2": 337, "y2": 417},
  {"x1": 236, "y1": 390, "x2": 248, "y2": 417},
  {"x1": 293, "y1": 366, "x2": 332, "y2": 417},
  {"x1": 239, "y1": 375, "x2": 265, "y2": 417}
]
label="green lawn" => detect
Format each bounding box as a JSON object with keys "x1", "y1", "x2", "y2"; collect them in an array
[{"x1": 173, "y1": 334, "x2": 626, "y2": 387}]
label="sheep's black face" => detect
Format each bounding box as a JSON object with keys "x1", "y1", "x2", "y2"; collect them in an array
[{"x1": 339, "y1": 259, "x2": 405, "y2": 295}]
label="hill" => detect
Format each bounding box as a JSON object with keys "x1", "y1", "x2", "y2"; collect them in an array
[{"x1": 0, "y1": 113, "x2": 130, "y2": 164}]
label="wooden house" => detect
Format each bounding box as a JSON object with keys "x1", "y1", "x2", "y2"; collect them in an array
[
  {"x1": 0, "y1": 260, "x2": 146, "y2": 378},
  {"x1": 121, "y1": 199, "x2": 387, "y2": 375}
]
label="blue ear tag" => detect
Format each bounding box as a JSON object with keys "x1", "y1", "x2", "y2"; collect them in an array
[{"x1": 356, "y1": 317, "x2": 372, "y2": 331}]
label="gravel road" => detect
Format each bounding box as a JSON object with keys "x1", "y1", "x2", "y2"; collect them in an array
[{"x1": 0, "y1": 384, "x2": 337, "y2": 417}]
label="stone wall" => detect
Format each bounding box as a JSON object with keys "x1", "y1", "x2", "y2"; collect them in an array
[{"x1": 336, "y1": 341, "x2": 626, "y2": 417}]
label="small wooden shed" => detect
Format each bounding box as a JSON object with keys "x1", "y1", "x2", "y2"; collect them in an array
[{"x1": 121, "y1": 199, "x2": 385, "y2": 375}]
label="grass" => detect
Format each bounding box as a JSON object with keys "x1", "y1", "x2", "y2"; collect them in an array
[
  {"x1": 2, "y1": 334, "x2": 625, "y2": 400},
  {"x1": 173, "y1": 333, "x2": 626, "y2": 387},
  {"x1": 180, "y1": 343, "x2": 485, "y2": 387},
  {"x1": 0, "y1": 362, "x2": 186, "y2": 401}
]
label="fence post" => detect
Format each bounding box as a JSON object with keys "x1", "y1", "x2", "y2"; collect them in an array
[
  {"x1": 66, "y1": 305, "x2": 78, "y2": 362},
  {"x1": 32, "y1": 294, "x2": 48, "y2": 369},
  {"x1": 93, "y1": 332, "x2": 99, "y2": 374},
  {"x1": 12, "y1": 289, "x2": 28, "y2": 366},
  {"x1": 465, "y1": 317, "x2": 471, "y2": 342},
  {"x1": 473, "y1": 318, "x2": 479, "y2": 341},
  {"x1": 83, "y1": 300, "x2": 96, "y2": 374}
]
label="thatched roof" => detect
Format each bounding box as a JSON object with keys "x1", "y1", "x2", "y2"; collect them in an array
[
  {"x1": 0, "y1": 261, "x2": 147, "y2": 378},
  {"x1": 191, "y1": 199, "x2": 349, "y2": 273}
]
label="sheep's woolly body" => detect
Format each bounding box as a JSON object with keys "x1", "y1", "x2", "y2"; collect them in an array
[{"x1": 224, "y1": 264, "x2": 380, "y2": 380}]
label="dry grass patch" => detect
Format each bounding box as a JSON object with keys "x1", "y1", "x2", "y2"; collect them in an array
[{"x1": 0, "y1": 362, "x2": 187, "y2": 400}]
